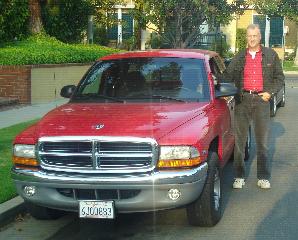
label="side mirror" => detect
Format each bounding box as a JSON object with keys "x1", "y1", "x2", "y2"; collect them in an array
[
  {"x1": 215, "y1": 83, "x2": 238, "y2": 98},
  {"x1": 60, "y1": 85, "x2": 76, "y2": 98}
]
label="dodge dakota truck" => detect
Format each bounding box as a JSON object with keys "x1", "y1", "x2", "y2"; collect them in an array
[{"x1": 11, "y1": 49, "x2": 247, "y2": 227}]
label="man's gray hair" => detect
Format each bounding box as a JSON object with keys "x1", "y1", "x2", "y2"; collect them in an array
[{"x1": 247, "y1": 24, "x2": 261, "y2": 31}]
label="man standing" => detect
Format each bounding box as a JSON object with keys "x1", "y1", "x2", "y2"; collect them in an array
[{"x1": 224, "y1": 24, "x2": 285, "y2": 189}]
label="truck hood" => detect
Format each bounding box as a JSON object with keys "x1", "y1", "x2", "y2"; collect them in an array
[{"x1": 34, "y1": 102, "x2": 209, "y2": 140}]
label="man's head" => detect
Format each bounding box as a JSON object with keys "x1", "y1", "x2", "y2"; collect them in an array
[{"x1": 246, "y1": 24, "x2": 262, "y2": 51}]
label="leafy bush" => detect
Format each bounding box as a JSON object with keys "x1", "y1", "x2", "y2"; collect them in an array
[
  {"x1": 0, "y1": 0, "x2": 29, "y2": 43},
  {"x1": 236, "y1": 28, "x2": 247, "y2": 51},
  {"x1": 93, "y1": 24, "x2": 109, "y2": 46},
  {"x1": 0, "y1": 34, "x2": 121, "y2": 65},
  {"x1": 41, "y1": 0, "x2": 93, "y2": 43},
  {"x1": 210, "y1": 35, "x2": 233, "y2": 58}
]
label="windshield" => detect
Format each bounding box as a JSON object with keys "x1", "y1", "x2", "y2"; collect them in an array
[{"x1": 72, "y1": 57, "x2": 210, "y2": 103}]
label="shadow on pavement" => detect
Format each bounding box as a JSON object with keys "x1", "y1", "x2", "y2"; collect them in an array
[{"x1": 254, "y1": 190, "x2": 298, "y2": 240}]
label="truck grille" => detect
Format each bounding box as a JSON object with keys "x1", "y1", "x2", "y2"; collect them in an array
[
  {"x1": 38, "y1": 137, "x2": 158, "y2": 173},
  {"x1": 57, "y1": 188, "x2": 140, "y2": 200}
]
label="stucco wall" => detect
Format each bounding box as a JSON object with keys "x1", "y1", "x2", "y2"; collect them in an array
[{"x1": 31, "y1": 64, "x2": 91, "y2": 104}]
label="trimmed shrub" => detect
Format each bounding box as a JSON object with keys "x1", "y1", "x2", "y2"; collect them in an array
[
  {"x1": 0, "y1": 34, "x2": 121, "y2": 65},
  {"x1": 236, "y1": 28, "x2": 247, "y2": 51}
]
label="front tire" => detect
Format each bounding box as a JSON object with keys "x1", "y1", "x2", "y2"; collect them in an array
[
  {"x1": 186, "y1": 151, "x2": 222, "y2": 227},
  {"x1": 25, "y1": 202, "x2": 65, "y2": 220}
]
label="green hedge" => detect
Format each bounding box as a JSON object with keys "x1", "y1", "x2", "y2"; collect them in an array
[
  {"x1": 236, "y1": 28, "x2": 247, "y2": 51},
  {"x1": 0, "y1": 35, "x2": 121, "y2": 65}
]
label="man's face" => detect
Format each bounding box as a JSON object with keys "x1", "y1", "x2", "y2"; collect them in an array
[{"x1": 246, "y1": 28, "x2": 261, "y2": 49}]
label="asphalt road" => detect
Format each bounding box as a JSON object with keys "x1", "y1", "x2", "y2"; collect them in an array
[{"x1": 1, "y1": 75, "x2": 298, "y2": 240}]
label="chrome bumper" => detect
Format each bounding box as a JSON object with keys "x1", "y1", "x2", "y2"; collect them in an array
[{"x1": 12, "y1": 163, "x2": 208, "y2": 213}]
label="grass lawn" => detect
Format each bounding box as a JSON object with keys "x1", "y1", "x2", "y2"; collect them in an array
[
  {"x1": 284, "y1": 60, "x2": 298, "y2": 72},
  {"x1": 0, "y1": 119, "x2": 39, "y2": 204}
]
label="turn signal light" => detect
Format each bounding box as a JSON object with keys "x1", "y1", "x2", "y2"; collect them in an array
[
  {"x1": 157, "y1": 157, "x2": 202, "y2": 169},
  {"x1": 12, "y1": 156, "x2": 39, "y2": 167}
]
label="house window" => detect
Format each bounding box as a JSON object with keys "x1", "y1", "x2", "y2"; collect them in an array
[
  {"x1": 122, "y1": 13, "x2": 134, "y2": 40},
  {"x1": 107, "y1": 10, "x2": 134, "y2": 43},
  {"x1": 107, "y1": 13, "x2": 118, "y2": 40},
  {"x1": 253, "y1": 15, "x2": 284, "y2": 47},
  {"x1": 253, "y1": 15, "x2": 266, "y2": 46},
  {"x1": 270, "y1": 16, "x2": 283, "y2": 47}
]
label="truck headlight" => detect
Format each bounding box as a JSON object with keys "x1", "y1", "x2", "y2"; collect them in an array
[
  {"x1": 13, "y1": 144, "x2": 39, "y2": 167},
  {"x1": 158, "y1": 146, "x2": 203, "y2": 169}
]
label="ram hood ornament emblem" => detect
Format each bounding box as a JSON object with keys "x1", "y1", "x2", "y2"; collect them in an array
[{"x1": 93, "y1": 124, "x2": 105, "y2": 130}]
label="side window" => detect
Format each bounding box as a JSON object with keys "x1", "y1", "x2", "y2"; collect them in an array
[{"x1": 80, "y1": 65, "x2": 103, "y2": 94}]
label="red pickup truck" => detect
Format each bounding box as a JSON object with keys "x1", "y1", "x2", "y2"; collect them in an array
[{"x1": 11, "y1": 49, "x2": 247, "y2": 227}]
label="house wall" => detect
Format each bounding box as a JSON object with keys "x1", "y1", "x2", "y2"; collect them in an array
[
  {"x1": 221, "y1": 18, "x2": 237, "y2": 52},
  {"x1": 285, "y1": 19, "x2": 298, "y2": 52},
  {"x1": 237, "y1": 10, "x2": 256, "y2": 29}
]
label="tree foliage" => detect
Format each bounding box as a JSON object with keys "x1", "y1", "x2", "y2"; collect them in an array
[
  {"x1": 249, "y1": 0, "x2": 298, "y2": 64},
  {"x1": 132, "y1": 0, "x2": 248, "y2": 48},
  {"x1": 41, "y1": 0, "x2": 94, "y2": 43},
  {"x1": 250, "y1": 0, "x2": 297, "y2": 21},
  {"x1": 0, "y1": 0, "x2": 30, "y2": 43}
]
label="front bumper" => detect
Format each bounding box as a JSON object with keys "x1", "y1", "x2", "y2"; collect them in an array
[{"x1": 12, "y1": 163, "x2": 208, "y2": 213}]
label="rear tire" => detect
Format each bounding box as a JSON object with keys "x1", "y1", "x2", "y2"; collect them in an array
[
  {"x1": 25, "y1": 202, "x2": 65, "y2": 220},
  {"x1": 270, "y1": 95, "x2": 277, "y2": 117},
  {"x1": 186, "y1": 151, "x2": 222, "y2": 227},
  {"x1": 244, "y1": 127, "x2": 252, "y2": 161},
  {"x1": 278, "y1": 86, "x2": 285, "y2": 107}
]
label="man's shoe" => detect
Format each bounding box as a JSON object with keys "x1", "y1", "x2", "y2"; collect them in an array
[
  {"x1": 257, "y1": 179, "x2": 271, "y2": 189},
  {"x1": 233, "y1": 178, "x2": 245, "y2": 189}
]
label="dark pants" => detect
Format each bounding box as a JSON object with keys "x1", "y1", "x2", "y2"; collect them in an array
[{"x1": 234, "y1": 93, "x2": 271, "y2": 180}]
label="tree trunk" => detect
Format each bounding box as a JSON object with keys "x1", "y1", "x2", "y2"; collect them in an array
[
  {"x1": 29, "y1": 0, "x2": 43, "y2": 34},
  {"x1": 295, "y1": 30, "x2": 298, "y2": 66}
]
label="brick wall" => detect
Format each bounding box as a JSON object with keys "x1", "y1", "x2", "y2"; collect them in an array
[{"x1": 0, "y1": 66, "x2": 31, "y2": 104}]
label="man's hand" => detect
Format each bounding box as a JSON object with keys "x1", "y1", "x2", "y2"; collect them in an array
[{"x1": 258, "y1": 92, "x2": 271, "y2": 102}]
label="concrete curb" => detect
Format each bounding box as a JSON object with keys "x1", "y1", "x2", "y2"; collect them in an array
[
  {"x1": 284, "y1": 71, "x2": 298, "y2": 75},
  {"x1": 0, "y1": 196, "x2": 26, "y2": 228}
]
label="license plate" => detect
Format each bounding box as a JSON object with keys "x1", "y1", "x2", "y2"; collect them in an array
[{"x1": 79, "y1": 200, "x2": 115, "y2": 219}]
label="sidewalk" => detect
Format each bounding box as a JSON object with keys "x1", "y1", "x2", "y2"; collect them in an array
[
  {"x1": 0, "y1": 99, "x2": 67, "y2": 129},
  {"x1": 0, "y1": 99, "x2": 68, "y2": 228}
]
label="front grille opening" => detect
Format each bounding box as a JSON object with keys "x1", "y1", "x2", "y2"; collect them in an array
[
  {"x1": 39, "y1": 138, "x2": 155, "y2": 172},
  {"x1": 57, "y1": 188, "x2": 141, "y2": 200},
  {"x1": 77, "y1": 189, "x2": 95, "y2": 200},
  {"x1": 120, "y1": 190, "x2": 140, "y2": 199},
  {"x1": 42, "y1": 156, "x2": 93, "y2": 167},
  {"x1": 98, "y1": 142, "x2": 152, "y2": 152},
  {"x1": 41, "y1": 142, "x2": 92, "y2": 153}
]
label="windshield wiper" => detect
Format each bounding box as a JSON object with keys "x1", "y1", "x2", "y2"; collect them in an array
[
  {"x1": 127, "y1": 95, "x2": 185, "y2": 102},
  {"x1": 73, "y1": 93, "x2": 124, "y2": 103}
]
